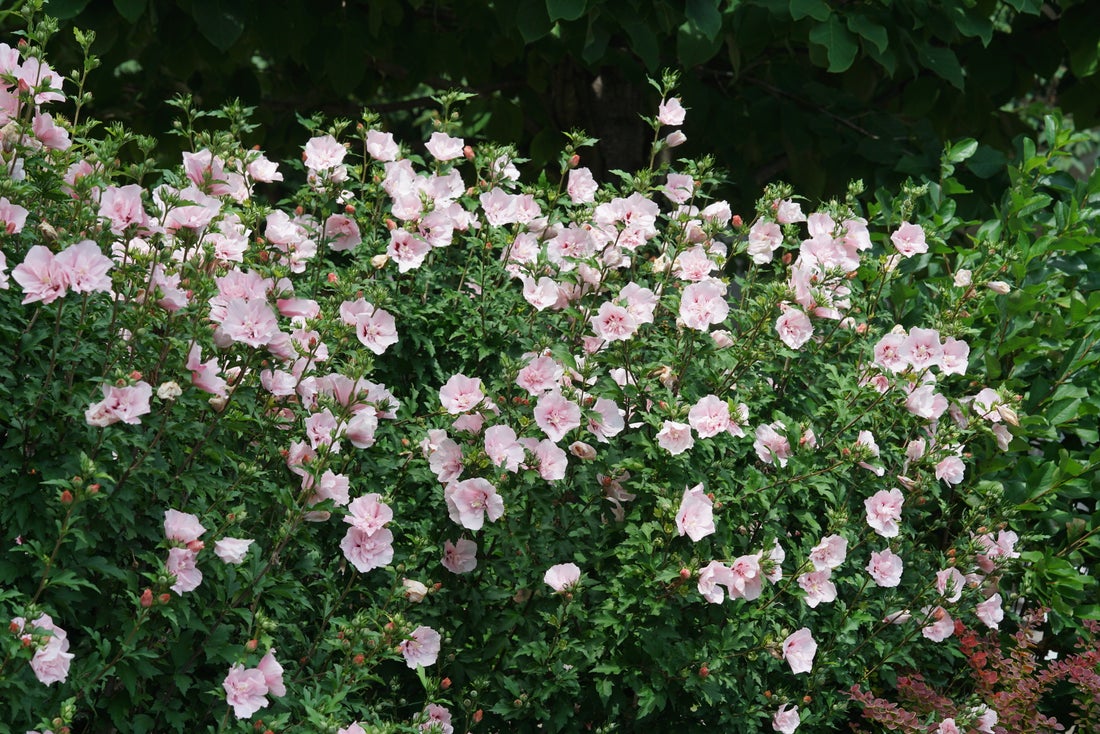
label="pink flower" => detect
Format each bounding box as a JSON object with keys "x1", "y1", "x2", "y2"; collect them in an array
[
  {"x1": 697, "y1": 561, "x2": 734, "y2": 603},
  {"x1": 798, "y1": 570, "x2": 836, "y2": 607},
  {"x1": 567, "y1": 167, "x2": 598, "y2": 204},
  {"x1": 11, "y1": 245, "x2": 65, "y2": 304},
  {"x1": 873, "y1": 332, "x2": 908, "y2": 373},
  {"x1": 591, "y1": 301, "x2": 637, "y2": 341},
  {"x1": 866, "y1": 548, "x2": 904, "y2": 587},
  {"x1": 656, "y1": 420, "x2": 694, "y2": 455},
  {"x1": 444, "y1": 478, "x2": 504, "y2": 530},
  {"x1": 425, "y1": 132, "x2": 464, "y2": 161},
  {"x1": 517, "y1": 355, "x2": 563, "y2": 395},
  {"x1": 679, "y1": 279, "x2": 729, "y2": 331},
  {"x1": 166, "y1": 547, "x2": 202, "y2": 594},
  {"x1": 976, "y1": 593, "x2": 1003, "y2": 629},
  {"x1": 223, "y1": 664, "x2": 269, "y2": 719},
  {"x1": 772, "y1": 703, "x2": 800, "y2": 733},
  {"x1": 164, "y1": 509, "x2": 206, "y2": 543},
  {"x1": 20, "y1": 615, "x2": 73, "y2": 686},
  {"x1": 544, "y1": 562, "x2": 582, "y2": 592},
  {"x1": 485, "y1": 424, "x2": 524, "y2": 471},
  {"x1": 256, "y1": 649, "x2": 286, "y2": 697},
  {"x1": 890, "y1": 221, "x2": 928, "y2": 257},
  {"x1": 754, "y1": 422, "x2": 792, "y2": 467},
  {"x1": 214, "y1": 538, "x2": 254, "y2": 564},
  {"x1": 85, "y1": 382, "x2": 153, "y2": 427},
  {"x1": 865, "y1": 488, "x2": 904, "y2": 537},
  {"x1": 688, "y1": 395, "x2": 731, "y2": 438},
  {"x1": 399, "y1": 626, "x2": 441, "y2": 668},
  {"x1": 186, "y1": 344, "x2": 228, "y2": 397},
  {"x1": 935, "y1": 567, "x2": 965, "y2": 602},
  {"x1": 782, "y1": 628, "x2": 817, "y2": 674},
  {"x1": 921, "y1": 606, "x2": 954, "y2": 642},
  {"x1": 587, "y1": 397, "x2": 625, "y2": 443},
  {"x1": 532, "y1": 439, "x2": 568, "y2": 480},
  {"x1": 902, "y1": 327, "x2": 942, "y2": 371},
  {"x1": 729, "y1": 554, "x2": 764, "y2": 600},
  {"x1": 775, "y1": 199, "x2": 805, "y2": 224},
  {"x1": 657, "y1": 97, "x2": 686, "y2": 126},
  {"x1": 304, "y1": 134, "x2": 346, "y2": 171},
  {"x1": 935, "y1": 455, "x2": 965, "y2": 485},
  {"x1": 439, "y1": 374, "x2": 485, "y2": 414},
  {"x1": 664, "y1": 130, "x2": 687, "y2": 148},
  {"x1": 428, "y1": 436, "x2": 463, "y2": 483},
  {"x1": 339, "y1": 724, "x2": 368, "y2": 734},
  {"x1": 387, "y1": 229, "x2": 431, "y2": 272},
  {"x1": 776, "y1": 308, "x2": 813, "y2": 350},
  {"x1": 0, "y1": 196, "x2": 29, "y2": 234},
  {"x1": 747, "y1": 220, "x2": 783, "y2": 264},
  {"x1": 940, "y1": 337, "x2": 969, "y2": 376},
  {"x1": 219, "y1": 298, "x2": 280, "y2": 348},
  {"x1": 325, "y1": 213, "x2": 361, "y2": 251},
  {"x1": 533, "y1": 390, "x2": 582, "y2": 442},
  {"x1": 936, "y1": 719, "x2": 960, "y2": 734},
  {"x1": 344, "y1": 494, "x2": 394, "y2": 535},
  {"x1": 420, "y1": 703, "x2": 454, "y2": 734},
  {"x1": 441, "y1": 538, "x2": 477, "y2": 574},
  {"x1": 905, "y1": 385, "x2": 948, "y2": 421},
  {"x1": 366, "y1": 130, "x2": 399, "y2": 161},
  {"x1": 675, "y1": 484, "x2": 715, "y2": 542},
  {"x1": 354, "y1": 306, "x2": 398, "y2": 355},
  {"x1": 809, "y1": 534, "x2": 847, "y2": 571},
  {"x1": 339, "y1": 526, "x2": 394, "y2": 572}
]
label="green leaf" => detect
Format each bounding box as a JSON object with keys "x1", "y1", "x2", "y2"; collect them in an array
[
  {"x1": 945, "y1": 138, "x2": 978, "y2": 164},
  {"x1": 190, "y1": 0, "x2": 244, "y2": 51},
  {"x1": 518, "y1": 0, "x2": 553, "y2": 43},
  {"x1": 790, "y1": 0, "x2": 830, "y2": 22},
  {"x1": 546, "y1": 0, "x2": 587, "y2": 23},
  {"x1": 112, "y1": 0, "x2": 146, "y2": 22},
  {"x1": 43, "y1": 0, "x2": 91, "y2": 19},
  {"x1": 686, "y1": 0, "x2": 724, "y2": 41},
  {"x1": 919, "y1": 45, "x2": 965, "y2": 90},
  {"x1": 677, "y1": 17, "x2": 724, "y2": 67},
  {"x1": 621, "y1": 16, "x2": 661, "y2": 70},
  {"x1": 809, "y1": 16, "x2": 858, "y2": 72},
  {"x1": 1046, "y1": 397, "x2": 1082, "y2": 427},
  {"x1": 847, "y1": 14, "x2": 888, "y2": 54}
]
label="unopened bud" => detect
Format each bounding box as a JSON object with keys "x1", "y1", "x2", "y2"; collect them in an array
[
  {"x1": 441, "y1": 677, "x2": 452, "y2": 689},
  {"x1": 568, "y1": 154, "x2": 580, "y2": 168},
  {"x1": 158, "y1": 593, "x2": 171, "y2": 605},
  {"x1": 731, "y1": 214, "x2": 743, "y2": 227},
  {"x1": 679, "y1": 568, "x2": 691, "y2": 580},
  {"x1": 140, "y1": 588, "x2": 154, "y2": 608},
  {"x1": 246, "y1": 638, "x2": 259, "y2": 651},
  {"x1": 60, "y1": 489, "x2": 73, "y2": 504},
  {"x1": 986, "y1": 280, "x2": 1011, "y2": 295},
  {"x1": 463, "y1": 145, "x2": 475, "y2": 161}
]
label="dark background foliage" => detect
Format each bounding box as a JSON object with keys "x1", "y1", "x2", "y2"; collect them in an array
[{"x1": 31, "y1": 0, "x2": 1100, "y2": 210}]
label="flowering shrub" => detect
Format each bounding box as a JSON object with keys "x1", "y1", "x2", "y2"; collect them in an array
[{"x1": 0, "y1": 7, "x2": 1092, "y2": 734}]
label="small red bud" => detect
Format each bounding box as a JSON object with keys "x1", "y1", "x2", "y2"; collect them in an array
[
  {"x1": 385, "y1": 218, "x2": 397, "y2": 230},
  {"x1": 353, "y1": 653, "x2": 365, "y2": 665},
  {"x1": 569, "y1": 154, "x2": 580, "y2": 168},
  {"x1": 441, "y1": 677, "x2": 452, "y2": 689},
  {"x1": 186, "y1": 540, "x2": 205, "y2": 552},
  {"x1": 698, "y1": 664, "x2": 709, "y2": 677},
  {"x1": 9, "y1": 620, "x2": 21, "y2": 633},
  {"x1": 764, "y1": 690, "x2": 772, "y2": 698},
  {"x1": 246, "y1": 638, "x2": 259, "y2": 651},
  {"x1": 294, "y1": 205, "x2": 304, "y2": 216},
  {"x1": 679, "y1": 568, "x2": 691, "y2": 580},
  {"x1": 732, "y1": 214, "x2": 743, "y2": 227},
  {"x1": 463, "y1": 145, "x2": 475, "y2": 161},
  {"x1": 803, "y1": 695, "x2": 812, "y2": 703},
  {"x1": 781, "y1": 252, "x2": 793, "y2": 265},
  {"x1": 129, "y1": 370, "x2": 143, "y2": 381},
  {"x1": 344, "y1": 204, "x2": 355, "y2": 214},
  {"x1": 327, "y1": 272, "x2": 338, "y2": 283},
  {"x1": 473, "y1": 709, "x2": 484, "y2": 723},
  {"x1": 158, "y1": 593, "x2": 171, "y2": 605},
  {"x1": 88, "y1": 483, "x2": 100, "y2": 494},
  {"x1": 140, "y1": 588, "x2": 154, "y2": 608},
  {"x1": 59, "y1": 489, "x2": 73, "y2": 504}
]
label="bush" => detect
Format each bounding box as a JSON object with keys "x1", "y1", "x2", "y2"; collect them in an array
[{"x1": 0, "y1": 8, "x2": 1094, "y2": 734}]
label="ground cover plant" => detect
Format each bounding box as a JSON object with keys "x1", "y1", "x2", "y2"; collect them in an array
[{"x1": 1, "y1": 4, "x2": 1098, "y2": 733}]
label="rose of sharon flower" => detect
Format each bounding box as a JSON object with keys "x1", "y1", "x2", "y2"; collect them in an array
[
  {"x1": 223, "y1": 663, "x2": 269, "y2": 719},
  {"x1": 656, "y1": 420, "x2": 695, "y2": 455},
  {"x1": 439, "y1": 373, "x2": 485, "y2": 414},
  {"x1": 18, "y1": 614, "x2": 74, "y2": 686},
  {"x1": 256, "y1": 649, "x2": 286, "y2": 697},
  {"x1": 544, "y1": 562, "x2": 582, "y2": 592},
  {"x1": 782, "y1": 628, "x2": 817, "y2": 674},
  {"x1": 864, "y1": 488, "x2": 904, "y2": 537},
  {"x1": 420, "y1": 703, "x2": 455, "y2": 734},
  {"x1": 441, "y1": 538, "x2": 477, "y2": 574},
  {"x1": 773, "y1": 704, "x2": 800, "y2": 733},
  {"x1": 166, "y1": 547, "x2": 203, "y2": 594},
  {"x1": 400, "y1": 626, "x2": 441, "y2": 669},
  {"x1": 921, "y1": 606, "x2": 954, "y2": 642},
  {"x1": 533, "y1": 390, "x2": 582, "y2": 442},
  {"x1": 339, "y1": 527, "x2": 395, "y2": 572},
  {"x1": 775, "y1": 308, "x2": 813, "y2": 350},
  {"x1": 214, "y1": 538, "x2": 254, "y2": 565},
  {"x1": 866, "y1": 549, "x2": 904, "y2": 587},
  {"x1": 675, "y1": 484, "x2": 715, "y2": 542},
  {"x1": 164, "y1": 509, "x2": 206, "y2": 544},
  {"x1": 890, "y1": 221, "x2": 928, "y2": 257},
  {"x1": 444, "y1": 478, "x2": 504, "y2": 531}
]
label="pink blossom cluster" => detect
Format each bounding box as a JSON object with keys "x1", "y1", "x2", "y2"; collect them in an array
[{"x1": 9, "y1": 613, "x2": 73, "y2": 686}]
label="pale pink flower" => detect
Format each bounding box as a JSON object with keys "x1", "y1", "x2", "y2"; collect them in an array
[
  {"x1": 663, "y1": 173, "x2": 694, "y2": 205},
  {"x1": 223, "y1": 664, "x2": 269, "y2": 719},
  {"x1": 247, "y1": 151, "x2": 282, "y2": 181},
  {"x1": 986, "y1": 280, "x2": 1011, "y2": 294},
  {"x1": 935, "y1": 455, "x2": 965, "y2": 485},
  {"x1": 532, "y1": 439, "x2": 568, "y2": 480},
  {"x1": 782, "y1": 628, "x2": 817, "y2": 674},
  {"x1": 747, "y1": 220, "x2": 783, "y2": 264},
  {"x1": 940, "y1": 337, "x2": 969, "y2": 376},
  {"x1": 809, "y1": 534, "x2": 847, "y2": 571},
  {"x1": 697, "y1": 561, "x2": 734, "y2": 603},
  {"x1": 338, "y1": 724, "x2": 368, "y2": 734},
  {"x1": 355, "y1": 307, "x2": 399, "y2": 355},
  {"x1": 569, "y1": 440, "x2": 597, "y2": 460},
  {"x1": 11, "y1": 245, "x2": 65, "y2": 304},
  {"x1": 902, "y1": 327, "x2": 942, "y2": 371},
  {"x1": 521, "y1": 276, "x2": 561, "y2": 311},
  {"x1": 166, "y1": 547, "x2": 202, "y2": 594},
  {"x1": 973, "y1": 705, "x2": 998, "y2": 733},
  {"x1": 865, "y1": 489, "x2": 904, "y2": 537},
  {"x1": 665, "y1": 130, "x2": 687, "y2": 147},
  {"x1": 340, "y1": 527, "x2": 394, "y2": 572},
  {"x1": 186, "y1": 344, "x2": 228, "y2": 397},
  {"x1": 325, "y1": 213, "x2": 361, "y2": 252},
  {"x1": 399, "y1": 626, "x2": 442, "y2": 670},
  {"x1": 921, "y1": 606, "x2": 954, "y2": 642},
  {"x1": 587, "y1": 397, "x2": 625, "y2": 443},
  {"x1": 867, "y1": 549, "x2": 904, "y2": 587},
  {"x1": 428, "y1": 437, "x2": 464, "y2": 483},
  {"x1": 485, "y1": 424, "x2": 524, "y2": 471},
  {"x1": 776, "y1": 308, "x2": 813, "y2": 350},
  {"x1": 672, "y1": 245, "x2": 716, "y2": 281},
  {"x1": 304, "y1": 134, "x2": 346, "y2": 171},
  {"x1": 425, "y1": 132, "x2": 464, "y2": 161},
  {"x1": 544, "y1": 562, "x2": 582, "y2": 592},
  {"x1": 30, "y1": 631, "x2": 73, "y2": 686},
  {"x1": 754, "y1": 422, "x2": 792, "y2": 467},
  {"x1": 936, "y1": 719, "x2": 960, "y2": 734},
  {"x1": 873, "y1": 331, "x2": 908, "y2": 373},
  {"x1": 420, "y1": 703, "x2": 454, "y2": 734},
  {"x1": 657, "y1": 420, "x2": 694, "y2": 456},
  {"x1": 679, "y1": 279, "x2": 729, "y2": 331},
  {"x1": 164, "y1": 509, "x2": 206, "y2": 543},
  {"x1": 439, "y1": 374, "x2": 485, "y2": 414},
  {"x1": 936, "y1": 568, "x2": 965, "y2": 603},
  {"x1": 444, "y1": 478, "x2": 504, "y2": 530},
  {"x1": 345, "y1": 410, "x2": 379, "y2": 449},
  {"x1": 591, "y1": 301, "x2": 638, "y2": 341},
  {"x1": 905, "y1": 385, "x2": 948, "y2": 421},
  {"x1": 774, "y1": 199, "x2": 805, "y2": 224},
  {"x1": 657, "y1": 97, "x2": 686, "y2": 126},
  {"x1": 890, "y1": 221, "x2": 928, "y2": 257},
  {"x1": 773, "y1": 704, "x2": 800, "y2": 733},
  {"x1": 214, "y1": 538, "x2": 254, "y2": 565},
  {"x1": 387, "y1": 229, "x2": 431, "y2": 272},
  {"x1": 688, "y1": 395, "x2": 730, "y2": 438},
  {"x1": 257, "y1": 650, "x2": 286, "y2": 697},
  {"x1": 533, "y1": 390, "x2": 582, "y2": 442},
  {"x1": 307, "y1": 470, "x2": 351, "y2": 508},
  {"x1": 765, "y1": 540, "x2": 785, "y2": 583},
  {"x1": 403, "y1": 578, "x2": 429, "y2": 602},
  {"x1": 366, "y1": 130, "x2": 399, "y2": 161},
  {"x1": 219, "y1": 298, "x2": 280, "y2": 348},
  {"x1": 85, "y1": 382, "x2": 153, "y2": 427},
  {"x1": 442, "y1": 538, "x2": 477, "y2": 574},
  {"x1": 567, "y1": 167, "x2": 598, "y2": 204},
  {"x1": 798, "y1": 570, "x2": 836, "y2": 607},
  {"x1": 618, "y1": 282, "x2": 659, "y2": 324},
  {"x1": 344, "y1": 494, "x2": 394, "y2": 535},
  {"x1": 0, "y1": 196, "x2": 28, "y2": 234},
  {"x1": 675, "y1": 484, "x2": 715, "y2": 541},
  {"x1": 729, "y1": 554, "x2": 764, "y2": 600}
]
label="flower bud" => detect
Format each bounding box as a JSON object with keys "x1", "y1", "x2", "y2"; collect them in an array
[
  {"x1": 665, "y1": 131, "x2": 687, "y2": 148},
  {"x1": 246, "y1": 638, "x2": 258, "y2": 651},
  {"x1": 158, "y1": 593, "x2": 171, "y2": 605},
  {"x1": 463, "y1": 145, "x2": 475, "y2": 161},
  {"x1": 679, "y1": 568, "x2": 691, "y2": 580},
  {"x1": 568, "y1": 154, "x2": 580, "y2": 168},
  {"x1": 140, "y1": 588, "x2": 154, "y2": 608},
  {"x1": 60, "y1": 489, "x2": 73, "y2": 504},
  {"x1": 732, "y1": 214, "x2": 743, "y2": 227},
  {"x1": 371, "y1": 254, "x2": 390, "y2": 269},
  {"x1": 441, "y1": 677, "x2": 452, "y2": 689}
]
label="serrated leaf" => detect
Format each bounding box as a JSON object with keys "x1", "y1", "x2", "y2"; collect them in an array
[
  {"x1": 809, "y1": 16, "x2": 858, "y2": 72},
  {"x1": 547, "y1": 0, "x2": 586, "y2": 22}
]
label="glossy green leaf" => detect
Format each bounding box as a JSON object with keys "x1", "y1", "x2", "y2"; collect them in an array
[
  {"x1": 546, "y1": 0, "x2": 586, "y2": 23},
  {"x1": 809, "y1": 16, "x2": 858, "y2": 72},
  {"x1": 790, "y1": 0, "x2": 830, "y2": 22}
]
